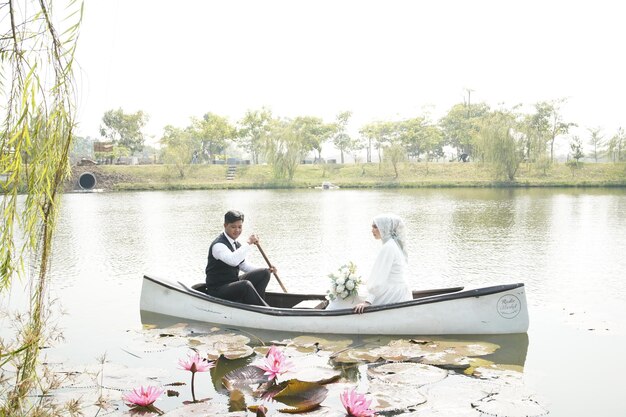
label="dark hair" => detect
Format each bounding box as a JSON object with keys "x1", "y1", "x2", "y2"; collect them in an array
[{"x1": 224, "y1": 210, "x2": 244, "y2": 224}]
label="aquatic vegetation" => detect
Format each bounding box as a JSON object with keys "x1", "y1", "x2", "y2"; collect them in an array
[
  {"x1": 256, "y1": 345, "x2": 294, "y2": 381},
  {"x1": 178, "y1": 351, "x2": 215, "y2": 402},
  {"x1": 122, "y1": 385, "x2": 163, "y2": 409},
  {"x1": 471, "y1": 388, "x2": 549, "y2": 417},
  {"x1": 178, "y1": 351, "x2": 215, "y2": 373},
  {"x1": 340, "y1": 388, "x2": 376, "y2": 417},
  {"x1": 44, "y1": 325, "x2": 547, "y2": 416},
  {"x1": 366, "y1": 362, "x2": 448, "y2": 387},
  {"x1": 190, "y1": 333, "x2": 254, "y2": 360}
]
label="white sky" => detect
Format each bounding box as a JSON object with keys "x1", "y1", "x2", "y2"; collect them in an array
[{"x1": 73, "y1": 0, "x2": 626, "y2": 151}]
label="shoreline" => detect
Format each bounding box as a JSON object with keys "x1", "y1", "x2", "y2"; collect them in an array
[{"x1": 66, "y1": 162, "x2": 626, "y2": 192}]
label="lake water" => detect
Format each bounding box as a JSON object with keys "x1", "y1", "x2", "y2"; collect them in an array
[{"x1": 3, "y1": 188, "x2": 626, "y2": 416}]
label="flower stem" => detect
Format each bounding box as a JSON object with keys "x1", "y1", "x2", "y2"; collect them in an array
[{"x1": 191, "y1": 371, "x2": 197, "y2": 402}]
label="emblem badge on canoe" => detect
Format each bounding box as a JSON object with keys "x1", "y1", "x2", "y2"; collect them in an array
[{"x1": 497, "y1": 294, "x2": 521, "y2": 319}]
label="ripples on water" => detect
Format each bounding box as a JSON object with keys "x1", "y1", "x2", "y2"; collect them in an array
[
  {"x1": 49, "y1": 188, "x2": 626, "y2": 322},
  {"x1": 4, "y1": 187, "x2": 626, "y2": 416}
]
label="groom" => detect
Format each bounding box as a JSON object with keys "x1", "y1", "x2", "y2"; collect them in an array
[{"x1": 205, "y1": 210, "x2": 276, "y2": 306}]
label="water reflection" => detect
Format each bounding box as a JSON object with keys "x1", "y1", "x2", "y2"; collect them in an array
[{"x1": 140, "y1": 310, "x2": 529, "y2": 368}]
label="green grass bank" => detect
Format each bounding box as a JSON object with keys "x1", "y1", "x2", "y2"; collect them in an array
[{"x1": 67, "y1": 161, "x2": 626, "y2": 192}]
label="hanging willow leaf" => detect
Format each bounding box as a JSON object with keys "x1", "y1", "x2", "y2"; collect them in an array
[
  {"x1": 222, "y1": 365, "x2": 268, "y2": 392},
  {"x1": 270, "y1": 379, "x2": 329, "y2": 413}
]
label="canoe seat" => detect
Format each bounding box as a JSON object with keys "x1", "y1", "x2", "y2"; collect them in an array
[{"x1": 292, "y1": 299, "x2": 326, "y2": 309}]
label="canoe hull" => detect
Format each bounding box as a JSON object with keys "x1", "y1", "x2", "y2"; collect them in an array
[{"x1": 140, "y1": 276, "x2": 529, "y2": 335}]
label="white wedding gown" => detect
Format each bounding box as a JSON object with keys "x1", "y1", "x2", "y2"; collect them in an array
[{"x1": 326, "y1": 239, "x2": 412, "y2": 310}]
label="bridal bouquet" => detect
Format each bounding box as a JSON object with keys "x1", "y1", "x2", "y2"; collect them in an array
[{"x1": 326, "y1": 262, "x2": 362, "y2": 301}]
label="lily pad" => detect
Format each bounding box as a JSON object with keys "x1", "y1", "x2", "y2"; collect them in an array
[
  {"x1": 286, "y1": 336, "x2": 353, "y2": 354},
  {"x1": 63, "y1": 362, "x2": 172, "y2": 391},
  {"x1": 417, "y1": 351, "x2": 472, "y2": 369},
  {"x1": 123, "y1": 329, "x2": 190, "y2": 356},
  {"x1": 270, "y1": 379, "x2": 329, "y2": 413},
  {"x1": 407, "y1": 372, "x2": 495, "y2": 415},
  {"x1": 330, "y1": 347, "x2": 381, "y2": 364},
  {"x1": 222, "y1": 365, "x2": 268, "y2": 392},
  {"x1": 161, "y1": 401, "x2": 243, "y2": 416},
  {"x1": 272, "y1": 407, "x2": 344, "y2": 417},
  {"x1": 229, "y1": 389, "x2": 247, "y2": 412},
  {"x1": 283, "y1": 366, "x2": 341, "y2": 385},
  {"x1": 367, "y1": 362, "x2": 448, "y2": 386},
  {"x1": 471, "y1": 389, "x2": 549, "y2": 417},
  {"x1": 190, "y1": 334, "x2": 253, "y2": 360},
  {"x1": 470, "y1": 364, "x2": 524, "y2": 383},
  {"x1": 420, "y1": 339, "x2": 500, "y2": 357},
  {"x1": 367, "y1": 380, "x2": 427, "y2": 413}
]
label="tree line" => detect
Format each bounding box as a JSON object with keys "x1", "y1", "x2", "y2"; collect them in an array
[{"x1": 92, "y1": 99, "x2": 626, "y2": 181}]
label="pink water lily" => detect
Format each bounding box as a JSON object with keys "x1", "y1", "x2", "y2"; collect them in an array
[
  {"x1": 257, "y1": 345, "x2": 293, "y2": 381},
  {"x1": 178, "y1": 352, "x2": 215, "y2": 373},
  {"x1": 340, "y1": 388, "x2": 376, "y2": 417},
  {"x1": 178, "y1": 351, "x2": 215, "y2": 402},
  {"x1": 122, "y1": 385, "x2": 163, "y2": 407}
]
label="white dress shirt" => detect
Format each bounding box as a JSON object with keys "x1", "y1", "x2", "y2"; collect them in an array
[{"x1": 211, "y1": 234, "x2": 258, "y2": 273}]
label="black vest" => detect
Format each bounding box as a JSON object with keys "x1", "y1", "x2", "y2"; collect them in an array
[{"x1": 205, "y1": 233, "x2": 242, "y2": 289}]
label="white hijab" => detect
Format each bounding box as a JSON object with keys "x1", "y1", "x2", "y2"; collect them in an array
[{"x1": 373, "y1": 213, "x2": 408, "y2": 261}]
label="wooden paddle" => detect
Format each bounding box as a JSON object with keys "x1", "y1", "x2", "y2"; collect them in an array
[{"x1": 256, "y1": 242, "x2": 288, "y2": 293}]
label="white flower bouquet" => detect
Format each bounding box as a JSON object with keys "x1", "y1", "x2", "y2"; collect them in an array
[{"x1": 326, "y1": 262, "x2": 362, "y2": 301}]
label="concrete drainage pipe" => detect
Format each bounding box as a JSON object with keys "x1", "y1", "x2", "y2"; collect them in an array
[{"x1": 78, "y1": 172, "x2": 97, "y2": 190}]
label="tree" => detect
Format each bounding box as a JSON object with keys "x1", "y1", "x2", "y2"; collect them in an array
[
  {"x1": 521, "y1": 108, "x2": 550, "y2": 163},
  {"x1": 191, "y1": 112, "x2": 237, "y2": 161},
  {"x1": 292, "y1": 116, "x2": 334, "y2": 162},
  {"x1": 263, "y1": 119, "x2": 309, "y2": 180},
  {"x1": 384, "y1": 143, "x2": 406, "y2": 178},
  {"x1": 439, "y1": 102, "x2": 490, "y2": 157},
  {"x1": 475, "y1": 109, "x2": 524, "y2": 181},
  {"x1": 332, "y1": 111, "x2": 352, "y2": 164},
  {"x1": 70, "y1": 135, "x2": 95, "y2": 162},
  {"x1": 530, "y1": 99, "x2": 576, "y2": 163},
  {"x1": 360, "y1": 121, "x2": 396, "y2": 165},
  {"x1": 569, "y1": 135, "x2": 584, "y2": 164},
  {"x1": 397, "y1": 117, "x2": 427, "y2": 160},
  {"x1": 238, "y1": 107, "x2": 273, "y2": 164},
  {"x1": 397, "y1": 117, "x2": 444, "y2": 163},
  {"x1": 160, "y1": 125, "x2": 196, "y2": 178},
  {"x1": 100, "y1": 108, "x2": 149, "y2": 154},
  {"x1": 588, "y1": 127, "x2": 605, "y2": 162},
  {"x1": 346, "y1": 137, "x2": 366, "y2": 171},
  {"x1": 607, "y1": 127, "x2": 625, "y2": 162},
  {"x1": 1, "y1": 0, "x2": 81, "y2": 413}
]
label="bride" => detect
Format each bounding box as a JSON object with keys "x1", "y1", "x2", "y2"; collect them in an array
[{"x1": 326, "y1": 213, "x2": 413, "y2": 313}]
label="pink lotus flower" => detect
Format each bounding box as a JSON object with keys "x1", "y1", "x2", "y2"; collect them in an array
[
  {"x1": 340, "y1": 388, "x2": 376, "y2": 417},
  {"x1": 122, "y1": 385, "x2": 163, "y2": 407},
  {"x1": 178, "y1": 351, "x2": 215, "y2": 403},
  {"x1": 178, "y1": 352, "x2": 215, "y2": 373},
  {"x1": 257, "y1": 345, "x2": 293, "y2": 381}
]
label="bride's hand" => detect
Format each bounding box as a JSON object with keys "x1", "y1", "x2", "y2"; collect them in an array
[{"x1": 354, "y1": 301, "x2": 371, "y2": 314}]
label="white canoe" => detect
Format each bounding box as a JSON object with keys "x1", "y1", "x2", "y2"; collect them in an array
[{"x1": 140, "y1": 275, "x2": 529, "y2": 335}]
